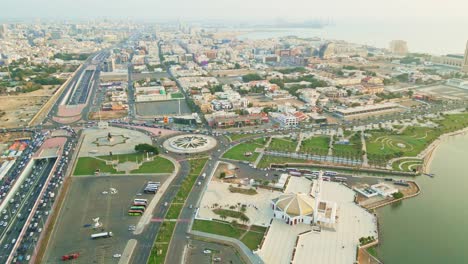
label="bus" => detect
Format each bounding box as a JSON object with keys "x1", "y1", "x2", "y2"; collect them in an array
[
  {"x1": 130, "y1": 206, "x2": 146, "y2": 211},
  {"x1": 91, "y1": 232, "x2": 113, "y2": 239},
  {"x1": 333, "y1": 177, "x2": 347, "y2": 182},
  {"x1": 134, "y1": 199, "x2": 148, "y2": 204},
  {"x1": 128, "y1": 211, "x2": 142, "y2": 216},
  {"x1": 133, "y1": 202, "x2": 147, "y2": 207}
]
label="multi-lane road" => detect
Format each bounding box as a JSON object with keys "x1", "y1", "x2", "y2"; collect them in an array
[{"x1": 0, "y1": 158, "x2": 55, "y2": 262}]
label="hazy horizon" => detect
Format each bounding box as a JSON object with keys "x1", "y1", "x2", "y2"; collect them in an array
[{"x1": 2, "y1": 0, "x2": 467, "y2": 55}]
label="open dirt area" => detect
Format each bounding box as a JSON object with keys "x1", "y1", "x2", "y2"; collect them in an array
[
  {"x1": 89, "y1": 110, "x2": 128, "y2": 120},
  {"x1": 0, "y1": 87, "x2": 56, "y2": 128}
]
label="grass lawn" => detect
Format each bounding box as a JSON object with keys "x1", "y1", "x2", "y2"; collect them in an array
[
  {"x1": 148, "y1": 221, "x2": 176, "y2": 264},
  {"x1": 228, "y1": 133, "x2": 258, "y2": 142},
  {"x1": 223, "y1": 140, "x2": 264, "y2": 162},
  {"x1": 268, "y1": 138, "x2": 297, "y2": 152},
  {"x1": 166, "y1": 203, "x2": 183, "y2": 219},
  {"x1": 192, "y1": 220, "x2": 242, "y2": 238},
  {"x1": 192, "y1": 220, "x2": 266, "y2": 250},
  {"x1": 73, "y1": 153, "x2": 174, "y2": 175},
  {"x1": 300, "y1": 136, "x2": 330, "y2": 154},
  {"x1": 174, "y1": 158, "x2": 208, "y2": 203},
  {"x1": 257, "y1": 155, "x2": 309, "y2": 168},
  {"x1": 73, "y1": 157, "x2": 122, "y2": 175},
  {"x1": 392, "y1": 159, "x2": 423, "y2": 172},
  {"x1": 170, "y1": 92, "x2": 184, "y2": 99},
  {"x1": 132, "y1": 156, "x2": 174, "y2": 174},
  {"x1": 241, "y1": 231, "x2": 265, "y2": 250},
  {"x1": 332, "y1": 133, "x2": 363, "y2": 158},
  {"x1": 366, "y1": 127, "x2": 436, "y2": 164},
  {"x1": 148, "y1": 243, "x2": 169, "y2": 264}
]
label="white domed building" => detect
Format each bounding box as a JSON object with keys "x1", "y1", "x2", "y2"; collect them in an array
[{"x1": 271, "y1": 193, "x2": 315, "y2": 225}]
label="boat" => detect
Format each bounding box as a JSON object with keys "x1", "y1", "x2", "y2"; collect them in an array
[{"x1": 424, "y1": 173, "x2": 435, "y2": 178}]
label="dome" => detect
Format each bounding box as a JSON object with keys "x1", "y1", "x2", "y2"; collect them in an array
[{"x1": 274, "y1": 193, "x2": 314, "y2": 217}]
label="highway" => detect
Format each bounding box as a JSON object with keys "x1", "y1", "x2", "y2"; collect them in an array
[{"x1": 0, "y1": 158, "x2": 55, "y2": 262}]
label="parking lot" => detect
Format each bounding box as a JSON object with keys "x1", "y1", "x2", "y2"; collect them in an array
[
  {"x1": 44, "y1": 174, "x2": 168, "y2": 264},
  {"x1": 415, "y1": 84, "x2": 468, "y2": 100},
  {"x1": 136, "y1": 101, "x2": 191, "y2": 117}
]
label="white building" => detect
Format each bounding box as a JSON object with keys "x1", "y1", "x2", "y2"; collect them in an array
[
  {"x1": 271, "y1": 193, "x2": 315, "y2": 225},
  {"x1": 270, "y1": 112, "x2": 298, "y2": 127}
]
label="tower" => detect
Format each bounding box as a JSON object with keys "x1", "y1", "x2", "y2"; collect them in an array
[
  {"x1": 462, "y1": 40, "x2": 468, "y2": 73},
  {"x1": 313, "y1": 171, "x2": 323, "y2": 225}
]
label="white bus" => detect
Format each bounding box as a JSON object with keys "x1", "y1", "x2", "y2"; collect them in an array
[
  {"x1": 91, "y1": 232, "x2": 113, "y2": 239},
  {"x1": 134, "y1": 199, "x2": 148, "y2": 204}
]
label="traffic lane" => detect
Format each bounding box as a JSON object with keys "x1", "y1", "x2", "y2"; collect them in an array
[
  {"x1": 186, "y1": 239, "x2": 245, "y2": 264},
  {"x1": 131, "y1": 161, "x2": 190, "y2": 263},
  {"x1": 0, "y1": 159, "x2": 54, "y2": 261},
  {"x1": 165, "y1": 158, "x2": 215, "y2": 264}
]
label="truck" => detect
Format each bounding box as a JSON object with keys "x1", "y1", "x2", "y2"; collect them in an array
[{"x1": 90, "y1": 232, "x2": 113, "y2": 239}]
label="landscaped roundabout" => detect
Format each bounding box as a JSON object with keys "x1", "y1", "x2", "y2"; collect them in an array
[{"x1": 163, "y1": 134, "x2": 217, "y2": 153}]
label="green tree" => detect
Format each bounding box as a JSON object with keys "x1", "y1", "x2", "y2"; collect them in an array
[{"x1": 134, "y1": 144, "x2": 159, "y2": 154}]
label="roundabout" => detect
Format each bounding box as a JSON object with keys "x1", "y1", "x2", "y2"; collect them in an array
[{"x1": 163, "y1": 134, "x2": 217, "y2": 153}]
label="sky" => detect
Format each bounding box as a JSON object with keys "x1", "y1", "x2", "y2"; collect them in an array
[
  {"x1": 2, "y1": 0, "x2": 467, "y2": 54},
  {"x1": 2, "y1": 0, "x2": 468, "y2": 21}
]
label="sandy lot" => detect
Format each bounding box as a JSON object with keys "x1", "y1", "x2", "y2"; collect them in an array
[
  {"x1": 89, "y1": 110, "x2": 128, "y2": 120},
  {"x1": 0, "y1": 87, "x2": 57, "y2": 128}
]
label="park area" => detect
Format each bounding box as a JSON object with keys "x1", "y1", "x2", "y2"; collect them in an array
[
  {"x1": 332, "y1": 132, "x2": 363, "y2": 159},
  {"x1": 299, "y1": 136, "x2": 330, "y2": 155},
  {"x1": 223, "y1": 138, "x2": 266, "y2": 162},
  {"x1": 192, "y1": 219, "x2": 267, "y2": 250},
  {"x1": 73, "y1": 153, "x2": 174, "y2": 175},
  {"x1": 366, "y1": 126, "x2": 438, "y2": 165},
  {"x1": 227, "y1": 133, "x2": 257, "y2": 142},
  {"x1": 268, "y1": 137, "x2": 297, "y2": 152}
]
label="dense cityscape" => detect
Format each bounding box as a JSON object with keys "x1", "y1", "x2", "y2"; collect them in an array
[{"x1": 0, "y1": 9, "x2": 468, "y2": 264}]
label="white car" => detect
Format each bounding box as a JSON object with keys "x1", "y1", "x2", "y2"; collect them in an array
[
  {"x1": 113, "y1": 254, "x2": 122, "y2": 258},
  {"x1": 203, "y1": 250, "x2": 212, "y2": 254}
]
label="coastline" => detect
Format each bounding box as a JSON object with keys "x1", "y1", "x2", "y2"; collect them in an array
[{"x1": 421, "y1": 127, "x2": 468, "y2": 173}]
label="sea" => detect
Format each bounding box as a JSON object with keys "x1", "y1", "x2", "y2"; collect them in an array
[
  {"x1": 234, "y1": 19, "x2": 468, "y2": 55},
  {"x1": 376, "y1": 133, "x2": 468, "y2": 263}
]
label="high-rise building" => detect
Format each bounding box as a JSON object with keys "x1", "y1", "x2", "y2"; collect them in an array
[
  {"x1": 389, "y1": 40, "x2": 408, "y2": 55},
  {"x1": 0, "y1": 24, "x2": 7, "y2": 38},
  {"x1": 463, "y1": 41, "x2": 468, "y2": 73}
]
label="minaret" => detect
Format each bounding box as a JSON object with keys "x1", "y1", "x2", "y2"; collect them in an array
[
  {"x1": 462, "y1": 40, "x2": 468, "y2": 73},
  {"x1": 313, "y1": 170, "x2": 323, "y2": 224}
]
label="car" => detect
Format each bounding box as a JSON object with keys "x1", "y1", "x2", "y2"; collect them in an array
[
  {"x1": 113, "y1": 254, "x2": 122, "y2": 258},
  {"x1": 203, "y1": 250, "x2": 212, "y2": 254}
]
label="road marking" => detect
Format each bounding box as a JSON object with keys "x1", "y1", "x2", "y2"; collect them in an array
[{"x1": 150, "y1": 218, "x2": 190, "y2": 222}]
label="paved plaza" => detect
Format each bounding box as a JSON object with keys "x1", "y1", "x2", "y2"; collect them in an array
[
  {"x1": 257, "y1": 180, "x2": 377, "y2": 264},
  {"x1": 79, "y1": 126, "x2": 152, "y2": 157},
  {"x1": 197, "y1": 181, "x2": 281, "y2": 227}
]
